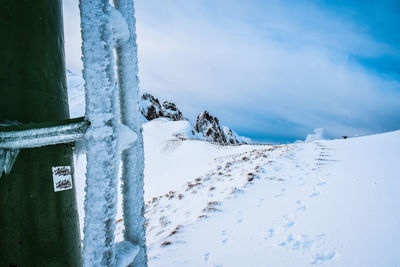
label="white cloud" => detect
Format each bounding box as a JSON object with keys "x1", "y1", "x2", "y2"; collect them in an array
[
  {"x1": 62, "y1": 0, "x2": 400, "y2": 142},
  {"x1": 305, "y1": 128, "x2": 324, "y2": 143}
]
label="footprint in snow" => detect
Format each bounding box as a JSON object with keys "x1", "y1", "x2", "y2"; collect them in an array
[
  {"x1": 309, "y1": 187, "x2": 321, "y2": 197},
  {"x1": 296, "y1": 205, "x2": 307, "y2": 212},
  {"x1": 309, "y1": 191, "x2": 320, "y2": 198},
  {"x1": 203, "y1": 253, "x2": 210, "y2": 262},
  {"x1": 274, "y1": 187, "x2": 286, "y2": 197},
  {"x1": 279, "y1": 234, "x2": 294, "y2": 246},
  {"x1": 295, "y1": 201, "x2": 307, "y2": 212},
  {"x1": 311, "y1": 251, "x2": 336, "y2": 264},
  {"x1": 256, "y1": 198, "x2": 265, "y2": 207},
  {"x1": 265, "y1": 228, "x2": 274, "y2": 239},
  {"x1": 284, "y1": 221, "x2": 295, "y2": 229}
]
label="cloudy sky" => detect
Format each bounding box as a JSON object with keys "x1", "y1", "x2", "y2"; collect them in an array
[{"x1": 63, "y1": 0, "x2": 400, "y2": 143}]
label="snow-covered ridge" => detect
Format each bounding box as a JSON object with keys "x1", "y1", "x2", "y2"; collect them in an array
[
  {"x1": 143, "y1": 129, "x2": 400, "y2": 266},
  {"x1": 67, "y1": 70, "x2": 249, "y2": 145}
]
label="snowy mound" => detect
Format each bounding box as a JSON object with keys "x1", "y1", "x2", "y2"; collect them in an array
[
  {"x1": 142, "y1": 118, "x2": 261, "y2": 201},
  {"x1": 143, "y1": 118, "x2": 203, "y2": 141}
]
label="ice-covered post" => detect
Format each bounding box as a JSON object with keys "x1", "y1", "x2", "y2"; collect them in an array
[
  {"x1": 0, "y1": 0, "x2": 82, "y2": 266},
  {"x1": 80, "y1": 0, "x2": 120, "y2": 266},
  {"x1": 113, "y1": 0, "x2": 148, "y2": 266}
]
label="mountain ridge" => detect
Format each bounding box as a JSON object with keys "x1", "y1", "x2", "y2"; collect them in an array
[{"x1": 67, "y1": 70, "x2": 249, "y2": 145}]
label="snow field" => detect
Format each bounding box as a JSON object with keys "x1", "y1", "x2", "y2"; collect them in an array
[
  {"x1": 144, "y1": 130, "x2": 400, "y2": 266},
  {"x1": 73, "y1": 105, "x2": 400, "y2": 266}
]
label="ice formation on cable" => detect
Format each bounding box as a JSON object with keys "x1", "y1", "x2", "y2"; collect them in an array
[
  {"x1": 80, "y1": 0, "x2": 120, "y2": 266},
  {"x1": 113, "y1": 0, "x2": 148, "y2": 265}
]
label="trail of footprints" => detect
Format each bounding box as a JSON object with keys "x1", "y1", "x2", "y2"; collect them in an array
[
  {"x1": 146, "y1": 142, "x2": 338, "y2": 264},
  {"x1": 145, "y1": 145, "x2": 281, "y2": 253},
  {"x1": 256, "y1": 142, "x2": 338, "y2": 264}
]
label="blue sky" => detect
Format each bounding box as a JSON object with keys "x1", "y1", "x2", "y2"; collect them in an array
[{"x1": 64, "y1": 0, "x2": 400, "y2": 143}]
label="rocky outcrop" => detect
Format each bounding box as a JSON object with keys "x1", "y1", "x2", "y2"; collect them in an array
[
  {"x1": 141, "y1": 93, "x2": 183, "y2": 121},
  {"x1": 65, "y1": 71, "x2": 249, "y2": 146},
  {"x1": 223, "y1": 126, "x2": 247, "y2": 145},
  {"x1": 162, "y1": 101, "x2": 183, "y2": 121},
  {"x1": 224, "y1": 127, "x2": 239, "y2": 144},
  {"x1": 140, "y1": 93, "x2": 248, "y2": 145},
  {"x1": 194, "y1": 111, "x2": 228, "y2": 145},
  {"x1": 141, "y1": 93, "x2": 163, "y2": 121}
]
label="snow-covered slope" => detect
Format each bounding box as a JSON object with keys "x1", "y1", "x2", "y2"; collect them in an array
[
  {"x1": 143, "y1": 130, "x2": 400, "y2": 266},
  {"x1": 142, "y1": 118, "x2": 263, "y2": 201},
  {"x1": 67, "y1": 70, "x2": 85, "y2": 118},
  {"x1": 68, "y1": 71, "x2": 400, "y2": 266}
]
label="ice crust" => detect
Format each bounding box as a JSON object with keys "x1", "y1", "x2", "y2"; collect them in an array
[
  {"x1": 0, "y1": 120, "x2": 88, "y2": 149},
  {"x1": 114, "y1": 0, "x2": 148, "y2": 265},
  {"x1": 80, "y1": 0, "x2": 120, "y2": 266},
  {"x1": 115, "y1": 241, "x2": 139, "y2": 267}
]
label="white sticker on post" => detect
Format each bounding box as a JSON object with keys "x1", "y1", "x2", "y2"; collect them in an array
[{"x1": 52, "y1": 166, "x2": 73, "y2": 192}]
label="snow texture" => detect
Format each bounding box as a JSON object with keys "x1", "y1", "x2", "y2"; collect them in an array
[
  {"x1": 110, "y1": 7, "x2": 130, "y2": 45},
  {"x1": 80, "y1": 0, "x2": 120, "y2": 266},
  {"x1": 142, "y1": 128, "x2": 400, "y2": 266},
  {"x1": 113, "y1": 0, "x2": 148, "y2": 265}
]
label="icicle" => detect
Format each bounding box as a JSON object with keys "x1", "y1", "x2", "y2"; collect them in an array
[
  {"x1": 113, "y1": 0, "x2": 148, "y2": 265},
  {"x1": 80, "y1": 0, "x2": 120, "y2": 266},
  {"x1": 0, "y1": 149, "x2": 19, "y2": 178}
]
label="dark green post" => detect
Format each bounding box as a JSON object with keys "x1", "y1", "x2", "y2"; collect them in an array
[{"x1": 0, "y1": 0, "x2": 82, "y2": 266}]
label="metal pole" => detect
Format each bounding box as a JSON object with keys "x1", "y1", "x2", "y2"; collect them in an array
[{"x1": 0, "y1": 0, "x2": 82, "y2": 266}]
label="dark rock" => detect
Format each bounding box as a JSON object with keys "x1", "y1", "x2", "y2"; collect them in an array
[
  {"x1": 225, "y1": 128, "x2": 237, "y2": 144},
  {"x1": 140, "y1": 93, "x2": 183, "y2": 121},
  {"x1": 194, "y1": 111, "x2": 228, "y2": 145},
  {"x1": 141, "y1": 93, "x2": 163, "y2": 121},
  {"x1": 162, "y1": 101, "x2": 183, "y2": 121}
]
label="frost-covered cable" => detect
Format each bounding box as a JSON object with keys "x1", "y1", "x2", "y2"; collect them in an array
[
  {"x1": 0, "y1": 120, "x2": 89, "y2": 149},
  {"x1": 80, "y1": 0, "x2": 120, "y2": 266},
  {"x1": 113, "y1": 0, "x2": 148, "y2": 266}
]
